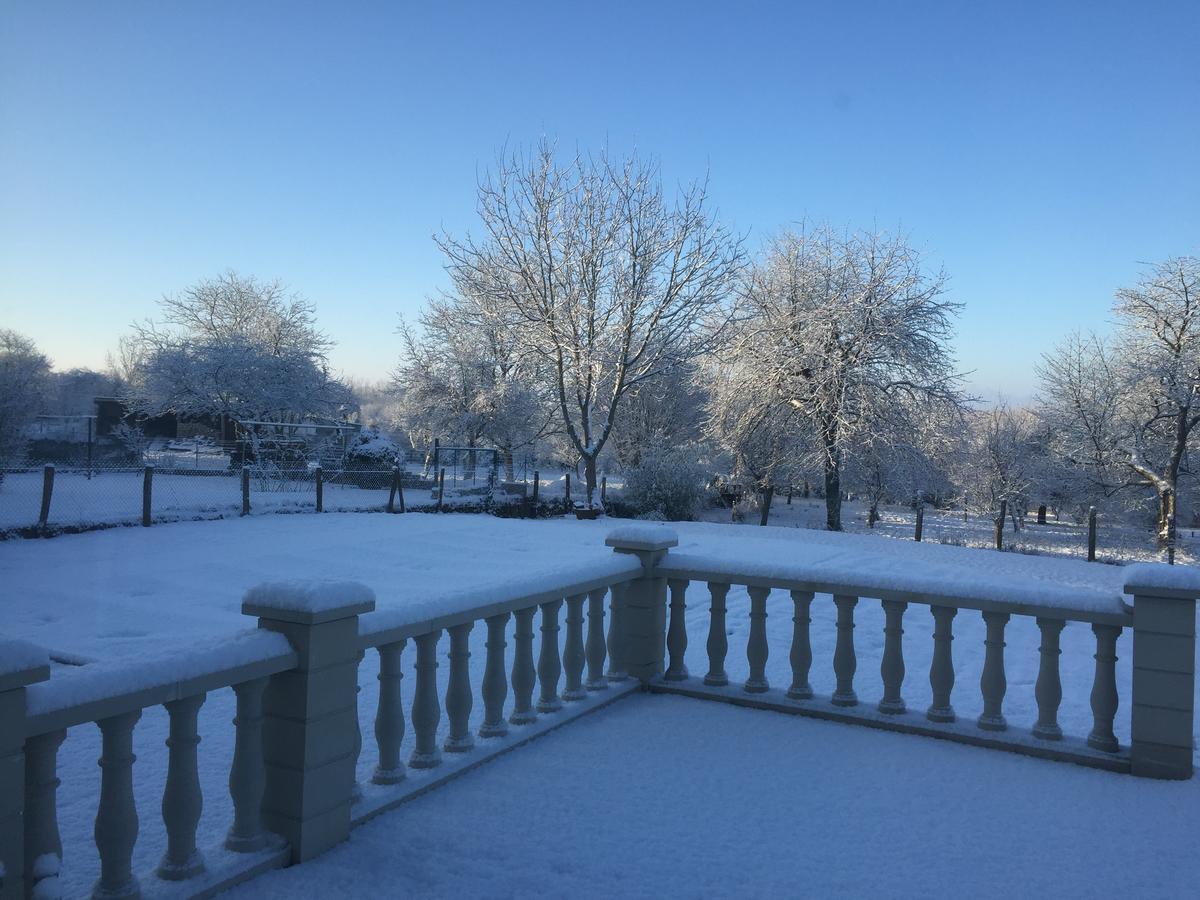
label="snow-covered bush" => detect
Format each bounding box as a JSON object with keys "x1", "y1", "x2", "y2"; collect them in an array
[
  {"x1": 346, "y1": 426, "x2": 400, "y2": 468},
  {"x1": 622, "y1": 446, "x2": 706, "y2": 521}
]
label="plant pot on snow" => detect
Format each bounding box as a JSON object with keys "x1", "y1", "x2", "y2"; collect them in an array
[{"x1": 573, "y1": 504, "x2": 602, "y2": 520}]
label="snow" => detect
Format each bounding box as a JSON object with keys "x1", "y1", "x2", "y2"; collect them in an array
[
  {"x1": 25, "y1": 629, "x2": 292, "y2": 720},
  {"x1": 2, "y1": 513, "x2": 1197, "y2": 895},
  {"x1": 604, "y1": 523, "x2": 680, "y2": 549},
  {"x1": 1124, "y1": 562, "x2": 1200, "y2": 595},
  {"x1": 243, "y1": 580, "x2": 376, "y2": 620},
  {"x1": 225, "y1": 694, "x2": 1200, "y2": 899},
  {"x1": 0, "y1": 638, "x2": 49, "y2": 677}
]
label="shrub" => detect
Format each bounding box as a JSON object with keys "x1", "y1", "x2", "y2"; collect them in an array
[{"x1": 621, "y1": 446, "x2": 706, "y2": 521}]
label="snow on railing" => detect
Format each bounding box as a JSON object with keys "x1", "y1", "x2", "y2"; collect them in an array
[{"x1": 2, "y1": 527, "x2": 1196, "y2": 898}]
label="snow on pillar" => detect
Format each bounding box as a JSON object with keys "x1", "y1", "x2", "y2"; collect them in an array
[
  {"x1": 242, "y1": 580, "x2": 375, "y2": 862},
  {"x1": 605, "y1": 526, "x2": 678, "y2": 684}
]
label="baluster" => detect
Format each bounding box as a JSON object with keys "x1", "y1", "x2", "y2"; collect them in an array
[
  {"x1": 831, "y1": 594, "x2": 858, "y2": 706},
  {"x1": 225, "y1": 677, "x2": 269, "y2": 851},
  {"x1": 927, "y1": 605, "x2": 957, "y2": 722},
  {"x1": 537, "y1": 599, "x2": 563, "y2": 712},
  {"x1": 24, "y1": 729, "x2": 66, "y2": 896},
  {"x1": 373, "y1": 639, "x2": 406, "y2": 783},
  {"x1": 878, "y1": 600, "x2": 907, "y2": 714},
  {"x1": 787, "y1": 591, "x2": 814, "y2": 699},
  {"x1": 444, "y1": 622, "x2": 475, "y2": 752},
  {"x1": 479, "y1": 613, "x2": 510, "y2": 736},
  {"x1": 510, "y1": 606, "x2": 538, "y2": 724},
  {"x1": 977, "y1": 611, "x2": 1009, "y2": 731},
  {"x1": 409, "y1": 630, "x2": 442, "y2": 768},
  {"x1": 157, "y1": 694, "x2": 205, "y2": 880},
  {"x1": 94, "y1": 710, "x2": 141, "y2": 899},
  {"x1": 1033, "y1": 617, "x2": 1065, "y2": 740},
  {"x1": 563, "y1": 594, "x2": 587, "y2": 699},
  {"x1": 352, "y1": 648, "x2": 364, "y2": 801},
  {"x1": 606, "y1": 583, "x2": 628, "y2": 681},
  {"x1": 665, "y1": 579, "x2": 690, "y2": 681},
  {"x1": 704, "y1": 582, "x2": 731, "y2": 686},
  {"x1": 585, "y1": 588, "x2": 608, "y2": 690},
  {"x1": 745, "y1": 586, "x2": 770, "y2": 693},
  {"x1": 1087, "y1": 624, "x2": 1121, "y2": 752}
]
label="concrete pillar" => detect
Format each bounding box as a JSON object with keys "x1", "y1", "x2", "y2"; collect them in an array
[
  {"x1": 1127, "y1": 566, "x2": 1199, "y2": 779},
  {"x1": 605, "y1": 527, "x2": 678, "y2": 684},
  {"x1": 242, "y1": 582, "x2": 375, "y2": 862},
  {"x1": 0, "y1": 640, "x2": 50, "y2": 900}
]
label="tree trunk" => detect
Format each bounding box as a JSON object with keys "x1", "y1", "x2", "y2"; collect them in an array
[
  {"x1": 868, "y1": 502, "x2": 879, "y2": 528},
  {"x1": 504, "y1": 450, "x2": 515, "y2": 482},
  {"x1": 1157, "y1": 487, "x2": 1177, "y2": 549},
  {"x1": 759, "y1": 486, "x2": 774, "y2": 526},
  {"x1": 824, "y1": 458, "x2": 842, "y2": 531},
  {"x1": 584, "y1": 455, "x2": 598, "y2": 507}
]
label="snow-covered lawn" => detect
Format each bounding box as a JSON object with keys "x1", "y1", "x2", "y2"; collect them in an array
[
  {"x1": 2, "y1": 514, "x2": 1196, "y2": 895},
  {"x1": 696, "y1": 493, "x2": 1198, "y2": 565},
  {"x1": 226, "y1": 693, "x2": 1200, "y2": 899}
]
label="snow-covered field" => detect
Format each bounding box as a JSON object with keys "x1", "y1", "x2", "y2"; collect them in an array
[
  {"x1": 697, "y1": 494, "x2": 1198, "y2": 565},
  {"x1": 2, "y1": 514, "x2": 1197, "y2": 896}
]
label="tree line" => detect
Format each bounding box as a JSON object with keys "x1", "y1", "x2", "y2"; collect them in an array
[{"x1": 2, "y1": 141, "x2": 1196, "y2": 540}]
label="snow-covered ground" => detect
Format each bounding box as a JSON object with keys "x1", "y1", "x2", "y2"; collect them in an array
[
  {"x1": 696, "y1": 494, "x2": 1197, "y2": 565},
  {"x1": 2, "y1": 514, "x2": 1197, "y2": 895},
  {"x1": 226, "y1": 693, "x2": 1200, "y2": 899}
]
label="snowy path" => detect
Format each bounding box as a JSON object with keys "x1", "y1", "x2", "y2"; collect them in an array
[{"x1": 225, "y1": 693, "x2": 1200, "y2": 899}]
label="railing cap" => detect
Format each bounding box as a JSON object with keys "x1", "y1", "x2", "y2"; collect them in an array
[
  {"x1": 1124, "y1": 563, "x2": 1200, "y2": 601},
  {"x1": 0, "y1": 639, "x2": 50, "y2": 692},
  {"x1": 605, "y1": 525, "x2": 679, "y2": 553},
  {"x1": 243, "y1": 580, "x2": 376, "y2": 624}
]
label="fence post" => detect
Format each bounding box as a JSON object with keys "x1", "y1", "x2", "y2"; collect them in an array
[
  {"x1": 0, "y1": 640, "x2": 50, "y2": 899},
  {"x1": 87, "y1": 417, "x2": 94, "y2": 480},
  {"x1": 1127, "y1": 566, "x2": 1199, "y2": 779},
  {"x1": 436, "y1": 469, "x2": 445, "y2": 512},
  {"x1": 994, "y1": 499, "x2": 1006, "y2": 550},
  {"x1": 529, "y1": 471, "x2": 540, "y2": 519},
  {"x1": 1037, "y1": 504, "x2": 1047, "y2": 525},
  {"x1": 241, "y1": 468, "x2": 251, "y2": 516},
  {"x1": 142, "y1": 465, "x2": 154, "y2": 527},
  {"x1": 396, "y1": 470, "x2": 406, "y2": 514},
  {"x1": 387, "y1": 468, "x2": 400, "y2": 514},
  {"x1": 242, "y1": 582, "x2": 375, "y2": 861},
  {"x1": 605, "y1": 526, "x2": 678, "y2": 684},
  {"x1": 315, "y1": 467, "x2": 323, "y2": 513},
  {"x1": 1087, "y1": 506, "x2": 1097, "y2": 562},
  {"x1": 914, "y1": 503, "x2": 924, "y2": 542},
  {"x1": 38, "y1": 464, "x2": 54, "y2": 528},
  {"x1": 600, "y1": 476, "x2": 607, "y2": 503},
  {"x1": 565, "y1": 472, "x2": 571, "y2": 505}
]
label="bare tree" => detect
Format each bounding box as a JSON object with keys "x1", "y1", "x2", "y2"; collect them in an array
[
  {"x1": 1038, "y1": 255, "x2": 1200, "y2": 544},
  {"x1": 437, "y1": 141, "x2": 744, "y2": 505},
  {"x1": 726, "y1": 224, "x2": 967, "y2": 530},
  {"x1": 0, "y1": 329, "x2": 51, "y2": 464}
]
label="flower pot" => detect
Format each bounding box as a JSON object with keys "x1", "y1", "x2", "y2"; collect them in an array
[{"x1": 573, "y1": 507, "x2": 601, "y2": 520}]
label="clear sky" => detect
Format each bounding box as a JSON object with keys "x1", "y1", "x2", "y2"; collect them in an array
[{"x1": 2, "y1": 0, "x2": 1197, "y2": 401}]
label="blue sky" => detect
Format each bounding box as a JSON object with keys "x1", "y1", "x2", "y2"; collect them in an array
[{"x1": 2, "y1": 1, "x2": 1196, "y2": 401}]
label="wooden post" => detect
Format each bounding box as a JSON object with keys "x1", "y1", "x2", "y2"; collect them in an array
[
  {"x1": 86, "y1": 417, "x2": 94, "y2": 480},
  {"x1": 396, "y1": 471, "x2": 406, "y2": 513},
  {"x1": 142, "y1": 465, "x2": 153, "y2": 527},
  {"x1": 1037, "y1": 504, "x2": 1047, "y2": 525},
  {"x1": 530, "y1": 470, "x2": 540, "y2": 518},
  {"x1": 315, "y1": 466, "x2": 323, "y2": 513},
  {"x1": 241, "y1": 467, "x2": 250, "y2": 516},
  {"x1": 38, "y1": 464, "x2": 54, "y2": 527},
  {"x1": 1087, "y1": 506, "x2": 1097, "y2": 562},
  {"x1": 565, "y1": 472, "x2": 571, "y2": 504},
  {"x1": 436, "y1": 468, "x2": 445, "y2": 512},
  {"x1": 914, "y1": 503, "x2": 924, "y2": 542},
  {"x1": 431, "y1": 439, "x2": 440, "y2": 480},
  {"x1": 600, "y1": 476, "x2": 607, "y2": 503},
  {"x1": 994, "y1": 499, "x2": 1006, "y2": 550},
  {"x1": 387, "y1": 467, "x2": 400, "y2": 513}
]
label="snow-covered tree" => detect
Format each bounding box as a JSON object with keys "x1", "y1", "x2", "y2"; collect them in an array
[
  {"x1": 437, "y1": 141, "x2": 744, "y2": 505},
  {"x1": 393, "y1": 292, "x2": 550, "y2": 480},
  {"x1": 1037, "y1": 255, "x2": 1200, "y2": 544},
  {"x1": 609, "y1": 362, "x2": 708, "y2": 470},
  {"x1": 0, "y1": 330, "x2": 50, "y2": 464},
  {"x1": 961, "y1": 403, "x2": 1039, "y2": 529},
  {"x1": 723, "y1": 225, "x2": 967, "y2": 531},
  {"x1": 130, "y1": 271, "x2": 355, "y2": 424}
]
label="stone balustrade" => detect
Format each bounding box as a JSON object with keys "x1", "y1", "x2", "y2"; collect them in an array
[{"x1": 1, "y1": 527, "x2": 1196, "y2": 898}]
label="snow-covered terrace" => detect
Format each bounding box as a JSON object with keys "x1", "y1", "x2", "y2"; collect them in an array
[{"x1": 2, "y1": 515, "x2": 1198, "y2": 897}]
